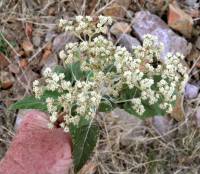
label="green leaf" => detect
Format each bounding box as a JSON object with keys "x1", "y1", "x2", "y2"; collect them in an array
[
  {"x1": 123, "y1": 100, "x2": 166, "y2": 119},
  {"x1": 120, "y1": 85, "x2": 141, "y2": 100},
  {"x1": 68, "y1": 62, "x2": 85, "y2": 81},
  {"x1": 69, "y1": 118, "x2": 99, "y2": 173},
  {"x1": 40, "y1": 90, "x2": 60, "y2": 99},
  {"x1": 9, "y1": 96, "x2": 47, "y2": 111},
  {"x1": 54, "y1": 65, "x2": 71, "y2": 81},
  {"x1": 9, "y1": 90, "x2": 61, "y2": 111},
  {"x1": 98, "y1": 99, "x2": 114, "y2": 112}
]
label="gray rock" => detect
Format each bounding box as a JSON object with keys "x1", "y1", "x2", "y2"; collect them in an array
[
  {"x1": 53, "y1": 33, "x2": 77, "y2": 52},
  {"x1": 32, "y1": 36, "x2": 41, "y2": 47},
  {"x1": 132, "y1": 11, "x2": 191, "y2": 59},
  {"x1": 110, "y1": 22, "x2": 131, "y2": 36},
  {"x1": 185, "y1": 83, "x2": 199, "y2": 99},
  {"x1": 111, "y1": 108, "x2": 144, "y2": 146},
  {"x1": 152, "y1": 116, "x2": 173, "y2": 137},
  {"x1": 117, "y1": 34, "x2": 141, "y2": 52}
]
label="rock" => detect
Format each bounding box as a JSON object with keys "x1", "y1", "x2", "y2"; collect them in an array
[
  {"x1": 152, "y1": 116, "x2": 173, "y2": 136},
  {"x1": 125, "y1": 10, "x2": 134, "y2": 18},
  {"x1": 41, "y1": 53, "x2": 58, "y2": 74},
  {"x1": 117, "y1": 34, "x2": 140, "y2": 52},
  {"x1": 0, "y1": 71, "x2": 15, "y2": 90},
  {"x1": 184, "y1": 0, "x2": 199, "y2": 8},
  {"x1": 132, "y1": 11, "x2": 191, "y2": 59},
  {"x1": 0, "y1": 110, "x2": 72, "y2": 174},
  {"x1": 103, "y1": 0, "x2": 131, "y2": 18},
  {"x1": 21, "y1": 39, "x2": 34, "y2": 56},
  {"x1": 15, "y1": 109, "x2": 34, "y2": 129},
  {"x1": 168, "y1": 3, "x2": 193, "y2": 38},
  {"x1": 18, "y1": 69, "x2": 38, "y2": 85},
  {"x1": 111, "y1": 108, "x2": 144, "y2": 146},
  {"x1": 53, "y1": 33, "x2": 77, "y2": 52},
  {"x1": 32, "y1": 36, "x2": 41, "y2": 47},
  {"x1": 0, "y1": 53, "x2": 9, "y2": 68},
  {"x1": 8, "y1": 63, "x2": 20, "y2": 74},
  {"x1": 145, "y1": 0, "x2": 168, "y2": 14},
  {"x1": 185, "y1": 83, "x2": 199, "y2": 99},
  {"x1": 196, "y1": 36, "x2": 200, "y2": 50},
  {"x1": 110, "y1": 22, "x2": 131, "y2": 36}
]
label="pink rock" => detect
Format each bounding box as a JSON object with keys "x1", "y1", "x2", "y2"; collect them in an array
[{"x1": 0, "y1": 110, "x2": 72, "y2": 174}]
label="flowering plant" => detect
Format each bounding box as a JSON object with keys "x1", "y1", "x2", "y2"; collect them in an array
[{"x1": 10, "y1": 16, "x2": 188, "y2": 173}]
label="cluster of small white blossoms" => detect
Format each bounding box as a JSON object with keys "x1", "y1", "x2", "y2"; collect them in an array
[
  {"x1": 58, "y1": 16, "x2": 188, "y2": 116},
  {"x1": 33, "y1": 67, "x2": 101, "y2": 131},
  {"x1": 59, "y1": 15, "x2": 112, "y2": 36},
  {"x1": 32, "y1": 16, "x2": 188, "y2": 131}
]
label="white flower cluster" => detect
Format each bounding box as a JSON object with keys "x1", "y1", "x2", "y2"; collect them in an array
[
  {"x1": 33, "y1": 68, "x2": 101, "y2": 131},
  {"x1": 59, "y1": 15, "x2": 112, "y2": 36},
  {"x1": 32, "y1": 16, "x2": 188, "y2": 131},
  {"x1": 58, "y1": 18, "x2": 187, "y2": 116}
]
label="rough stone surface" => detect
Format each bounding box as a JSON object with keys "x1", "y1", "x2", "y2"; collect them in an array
[
  {"x1": 103, "y1": 0, "x2": 131, "y2": 18},
  {"x1": 185, "y1": 83, "x2": 199, "y2": 99},
  {"x1": 168, "y1": 3, "x2": 193, "y2": 38},
  {"x1": 0, "y1": 71, "x2": 15, "y2": 89},
  {"x1": 32, "y1": 35, "x2": 41, "y2": 47},
  {"x1": 0, "y1": 110, "x2": 72, "y2": 174},
  {"x1": 0, "y1": 53, "x2": 9, "y2": 68},
  {"x1": 111, "y1": 108, "x2": 144, "y2": 146},
  {"x1": 117, "y1": 34, "x2": 141, "y2": 52},
  {"x1": 152, "y1": 116, "x2": 173, "y2": 136},
  {"x1": 14, "y1": 109, "x2": 34, "y2": 129},
  {"x1": 110, "y1": 22, "x2": 131, "y2": 36},
  {"x1": 53, "y1": 33, "x2": 77, "y2": 52},
  {"x1": 132, "y1": 11, "x2": 191, "y2": 59}
]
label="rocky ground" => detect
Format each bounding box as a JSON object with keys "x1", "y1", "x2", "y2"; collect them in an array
[{"x1": 0, "y1": 0, "x2": 200, "y2": 173}]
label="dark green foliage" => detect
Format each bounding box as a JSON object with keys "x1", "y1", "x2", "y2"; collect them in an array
[
  {"x1": 9, "y1": 90, "x2": 60, "y2": 111},
  {"x1": 69, "y1": 118, "x2": 99, "y2": 173},
  {"x1": 9, "y1": 96, "x2": 48, "y2": 111}
]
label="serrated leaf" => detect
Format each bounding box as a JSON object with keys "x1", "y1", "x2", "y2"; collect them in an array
[
  {"x1": 9, "y1": 96, "x2": 47, "y2": 111},
  {"x1": 69, "y1": 118, "x2": 99, "y2": 173},
  {"x1": 54, "y1": 65, "x2": 71, "y2": 81},
  {"x1": 98, "y1": 99, "x2": 113, "y2": 112},
  {"x1": 9, "y1": 90, "x2": 61, "y2": 111},
  {"x1": 68, "y1": 62, "x2": 85, "y2": 81},
  {"x1": 120, "y1": 85, "x2": 141, "y2": 100}
]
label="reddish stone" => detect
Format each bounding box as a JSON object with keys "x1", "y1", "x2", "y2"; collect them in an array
[
  {"x1": 0, "y1": 53, "x2": 9, "y2": 69},
  {"x1": 168, "y1": 3, "x2": 193, "y2": 38},
  {"x1": 0, "y1": 110, "x2": 72, "y2": 174}
]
